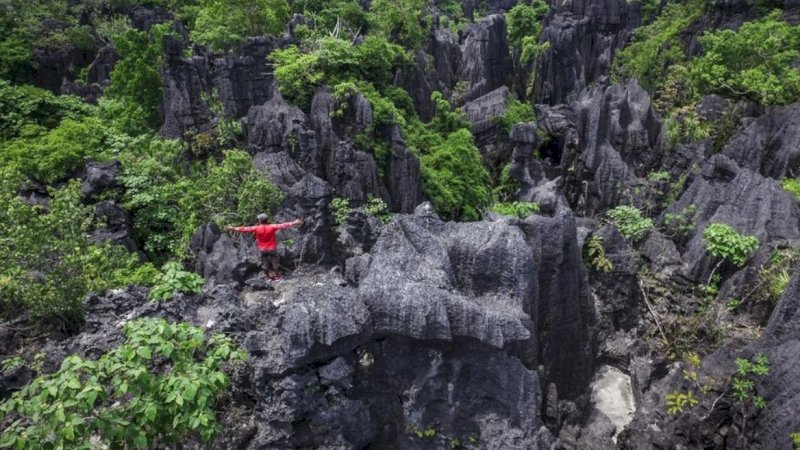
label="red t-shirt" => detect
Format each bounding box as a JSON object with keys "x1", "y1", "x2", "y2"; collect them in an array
[{"x1": 231, "y1": 223, "x2": 295, "y2": 251}]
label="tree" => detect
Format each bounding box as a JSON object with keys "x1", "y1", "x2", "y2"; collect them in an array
[{"x1": 192, "y1": 0, "x2": 290, "y2": 51}]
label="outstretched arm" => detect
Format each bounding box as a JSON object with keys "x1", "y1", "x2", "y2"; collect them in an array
[
  {"x1": 273, "y1": 218, "x2": 304, "y2": 230},
  {"x1": 225, "y1": 225, "x2": 258, "y2": 233}
]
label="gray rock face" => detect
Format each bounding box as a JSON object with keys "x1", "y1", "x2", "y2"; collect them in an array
[
  {"x1": 571, "y1": 79, "x2": 661, "y2": 214},
  {"x1": 722, "y1": 104, "x2": 800, "y2": 179},
  {"x1": 81, "y1": 160, "x2": 120, "y2": 200},
  {"x1": 750, "y1": 266, "x2": 800, "y2": 450},
  {"x1": 667, "y1": 154, "x2": 800, "y2": 283},
  {"x1": 27, "y1": 204, "x2": 603, "y2": 448},
  {"x1": 534, "y1": 0, "x2": 639, "y2": 105},
  {"x1": 90, "y1": 201, "x2": 140, "y2": 255},
  {"x1": 458, "y1": 14, "x2": 513, "y2": 103}
]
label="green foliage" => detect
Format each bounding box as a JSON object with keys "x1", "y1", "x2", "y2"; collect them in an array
[
  {"x1": 490, "y1": 201, "x2": 540, "y2": 219},
  {"x1": 731, "y1": 354, "x2": 769, "y2": 408},
  {"x1": 0, "y1": 80, "x2": 93, "y2": 141},
  {"x1": 0, "y1": 174, "x2": 149, "y2": 332},
  {"x1": 106, "y1": 24, "x2": 172, "y2": 132},
  {"x1": 415, "y1": 427, "x2": 437, "y2": 439},
  {"x1": 664, "y1": 106, "x2": 711, "y2": 148},
  {"x1": 368, "y1": 0, "x2": 429, "y2": 49},
  {"x1": 0, "y1": 0, "x2": 72, "y2": 81},
  {"x1": 270, "y1": 35, "x2": 409, "y2": 110},
  {"x1": 492, "y1": 163, "x2": 520, "y2": 203},
  {"x1": 149, "y1": 261, "x2": 205, "y2": 301},
  {"x1": 761, "y1": 248, "x2": 799, "y2": 303},
  {"x1": 421, "y1": 128, "x2": 490, "y2": 221},
  {"x1": 122, "y1": 144, "x2": 284, "y2": 262},
  {"x1": 606, "y1": 206, "x2": 654, "y2": 242},
  {"x1": 703, "y1": 223, "x2": 759, "y2": 267},
  {"x1": 365, "y1": 195, "x2": 392, "y2": 224},
  {"x1": 1, "y1": 115, "x2": 120, "y2": 183},
  {"x1": 505, "y1": 0, "x2": 550, "y2": 65},
  {"x1": 663, "y1": 204, "x2": 697, "y2": 240},
  {"x1": 613, "y1": 0, "x2": 704, "y2": 92},
  {"x1": 1, "y1": 356, "x2": 24, "y2": 374},
  {"x1": 647, "y1": 171, "x2": 669, "y2": 182},
  {"x1": 791, "y1": 432, "x2": 800, "y2": 450},
  {"x1": 665, "y1": 391, "x2": 698, "y2": 415},
  {"x1": 330, "y1": 197, "x2": 350, "y2": 225},
  {"x1": 782, "y1": 177, "x2": 800, "y2": 201},
  {"x1": 0, "y1": 317, "x2": 246, "y2": 448},
  {"x1": 688, "y1": 12, "x2": 800, "y2": 106},
  {"x1": 585, "y1": 236, "x2": 613, "y2": 273},
  {"x1": 493, "y1": 97, "x2": 535, "y2": 134},
  {"x1": 290, "y1": 0, "x2": 369, "y2": 36},
  {"x1": 192, "y1": 0, "x2": 290, "y2": 51}
]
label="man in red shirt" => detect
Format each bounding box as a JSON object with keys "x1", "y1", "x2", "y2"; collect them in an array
[{"x1": 225, "y1": 213, "x2": 303, "y2": 282}]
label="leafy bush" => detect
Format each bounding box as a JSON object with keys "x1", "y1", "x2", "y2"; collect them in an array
[
  {"x1": 703, "y1": 223, "x2": 759, "y2": 267},
  {"x1": 664, "y1": 106, "x2": 711, "y2": 148},
  {"x1": 665, "y1": 391, "x2": 698, "y2": 415},
  {"x1": 1, "y1": 115, "x2": 120, "y2": 183},
  {"x1": 493, "y1": 97, "x2": 535, "y2": 134},
  {"x1": 122, "y1": 144, "x2": 285, "y2": 262},
  {"x1": 368, "y1": 0, "x2": 429, "y2": 49},
  {"x1": 149, "y1": 261, "x2": 206, "y2": 301},
  {"x1": 606, "y1": 206, "x2": 654, "y2": 242},
  {"x1": 330, "y1": 197, "x2": 350, "y2": 225},
  {"x1": 0, "y1": 317, "x2": 246, "y2": 447},
  {"x1": 782, "y1": 177, "x2": 800, "y2": 201},
  {"x1": 731, "y1": 354, "x2": 769, "y2": 408},
  {"x1": 270, "y1": 35, "x2": 409, "y2": 110},
  {"x1": 290, "y1": 0, "x2": 369, "y2": 36},
  {"x1": 663, "y1": 204, "x2": 697, "y2": 241},
  {"x1": 505, "y1": 0, "x2": 550, "y2": 65},
  {"x1": 689, "y1": 12, "x2": 800, "y2": 106},
  {"x1": 106, "y1": 24, "x2": 172, "y2": 133},
  {"x1": 612, "y1": 0, "x2": 704, "y2": 92},
  {"x1": 0, "y1": 174, "x2": 149, "y2": 332},
  {"x1": 192, "y1": 0, "x2": 290, "y2": 51},
  {"x1": 585, "y1": 236, "x2": 613, "y2": 273},
  {"x1": 421, "y1": 128, "x2": 490, "y2": 221},
  {"x1": 0, "y1": 80, "x2": 93, "y2": 141},
  {"x1": 761, "y1": 248, "x2": 799, "y2": 303},
  {"x1": 365, "y1": 195, "x2": 392, "y2": 224},
  {"x1": 490, "y1": 201, "x2": 540, "y2": 219}
]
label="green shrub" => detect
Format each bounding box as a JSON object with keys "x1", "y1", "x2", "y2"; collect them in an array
[
  {"x1": 665, "y1": 391, "x2": 698, "y2": 415},
  {"x1": 0, "y1": 80, "x2": 93, "y2": 141},
  {"x1": 606, "y1": 206, "x2": 654, "y2": 241},
  {"x1": 106, "y1": 24, "x2": 172, "y2": 132},
  {"x1": 421, "y1": 128, "x2": 490, "y2": 221},
  {"x1": 122, "y1": 144, "x2": 284, "y2": 262},
  {"x1": 192, "y1": 0, "x2": 290, "y2": 51},
  {"x1": 290, "y1": 0, "x2": 369, "y2": 36},
  {"x1": 490, "y1": 201, "x2": 540, "y2": 219},
  {"x1": 365, "y1": 195, "x2": 392, "y2": 224},
  {"x1": 791, "y1": 432, "x2": 800, "y2": 450},
  {"x1": 731, "y1": 353, "x2": 769, "y2": 408},
  {"x1": 761, "y1": 248, "x2": 799, "y2": 302},
  {"x1": 782, "y1": 177, "x2": 800, "y2": 201},
  {"x1": 1, "y1": 115, "x2": 120, "y2": 183},
  {"x1": 612, "y1": 0, "x2": 704, "y2": 92},
  {"x1": 505, "y1": 0, "x2": 550, "y2": 65},
  {"x1": 149, "y1": 261, "x2": 206, "y2": 301},
  {"x1": 689, "y1": 11, "x2": 800, "y2": 106},
  {"x1": 663, "y1": 204, "x2": 697, "y2": 240},
  {"x1": 585, "y1": 236, "x2": 614, "y2": 273},
  {"x1": 330, "y1": 197, "x2": 350, "y2": 225},
  {"x1": 0, "y1": 174, "x2": 148, "y2": 332},
  {"x1": 271, "y1": 35, "x2": 409, "y2": 110},
  {"x1": 703, "y1": 223, "x2": 759, "y2": 267},
  {"x1": 664, "y1": 106, "x2": 711, "y2": 148},
  {"x1": 493, "y1": 97, "x2": 535, "y2": 134},
  {"x1": 0, "y1": 317, "x2": 246, "y2": 447},
  {"x1": 368, "y1": 0, "x2": 429, "y2": 49}
]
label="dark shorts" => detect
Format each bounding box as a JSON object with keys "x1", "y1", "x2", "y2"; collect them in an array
[{"x1": 260, "y1": 249, "x2": 279, "y2": 269}]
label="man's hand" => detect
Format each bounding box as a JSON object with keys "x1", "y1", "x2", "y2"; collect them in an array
[{"x1": 296, "y1": 218, "x2": 304, "y2": 225}]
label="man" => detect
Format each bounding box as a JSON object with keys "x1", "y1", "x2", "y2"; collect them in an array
[{"x1": 225, "y1": 213, "x2": 303, "y2": 282}]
